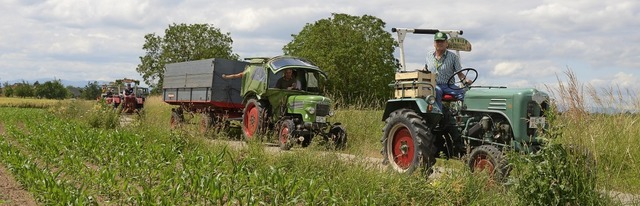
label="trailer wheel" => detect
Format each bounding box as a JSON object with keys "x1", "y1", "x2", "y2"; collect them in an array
[
  {"x1": 381, "y1": 109, "x2": 436, "y2": 175},
  {"x1": 242, "y1": 99, "x2": 266, "y2": 140},
  {"x1": 200, "y1": 113, "x2": 213, "y2": 133},
  {"x1": 468, "y1": 145, "x2": 508, "y2": 182},
  {"x1": 278, "y1": 119, "x2": 295, "y2": 150},
  {"x1": 170, "y1": 109, "x2": 184, "y2": 130}
]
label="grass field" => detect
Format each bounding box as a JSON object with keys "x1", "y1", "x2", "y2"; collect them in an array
[
  {"x1": 0, "y1": 74, "x2": 638, "y2": 204},
  {"x1": 0, "y1": 97, "x2": 67, "y2": 108}
]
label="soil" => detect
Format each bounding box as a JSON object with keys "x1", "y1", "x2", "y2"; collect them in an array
[
  {"x1": 0, "y1": 164, "x2": 38, "y2": 206},
  {"x1": 0, "y1": 122, "x2": 37, "y2": 205}
]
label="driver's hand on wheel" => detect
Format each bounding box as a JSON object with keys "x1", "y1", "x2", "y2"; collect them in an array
[
  {"x1": 463, "y1": 78, "x2": 473, "y2": 86},
  {"x1": 288, "y1": 82, "x2": 298, "y2": 90}
]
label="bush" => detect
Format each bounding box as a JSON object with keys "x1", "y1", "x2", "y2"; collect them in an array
[
  {"x1": 86, "y1": 101, "x2": 120, "y2": 129},
  {"x1": 508, "y1": 106, "x2": 609, "y2": 205}
]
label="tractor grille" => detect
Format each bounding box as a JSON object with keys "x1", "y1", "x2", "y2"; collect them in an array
[
  {"x1": 316, "y1": 104, "x2": 330, "y2": 116},
  {"x1": 527, "y1": 100, "x2": 549, "y2": 137}
]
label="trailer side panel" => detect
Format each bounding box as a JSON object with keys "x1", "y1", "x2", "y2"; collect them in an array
[{"x1": 163, "y1": 58, "x2": 248, "y2": 107}]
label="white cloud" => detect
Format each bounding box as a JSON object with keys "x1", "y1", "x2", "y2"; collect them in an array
[
  {"x1": 492, "y1": 62, "x2": 522, "y2": 76},
  {"x1": 0, "y1": 0, "x2": 638, "y2": 91}
]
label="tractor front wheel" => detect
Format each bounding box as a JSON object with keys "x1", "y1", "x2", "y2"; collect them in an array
[
  {"x1": 468, "y1": 145, "x2": 509, "y2": 181},
  {"x1": 278, "y1": 119, "x2": 295, "y2": 150},
  {"x1": 381, "y1": 109, "x2": 436, "y2": 175}
]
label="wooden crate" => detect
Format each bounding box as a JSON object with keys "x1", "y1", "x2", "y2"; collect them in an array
[
  {"x1": 394, "y1": 71, "x2": 436, "y2": 98},
  {"x1": 395, "y1": 71, "x2": 435, "y2": 82}
]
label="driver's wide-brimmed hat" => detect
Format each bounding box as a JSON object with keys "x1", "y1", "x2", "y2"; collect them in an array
[{"x1": 434, "y1": 32, "x2": 448, "y2": 41}]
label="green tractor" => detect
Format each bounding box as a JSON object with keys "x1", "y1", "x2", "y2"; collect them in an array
[
  {"x1": 240, "y1": 56, "x2": 347, "y2": 150},
  {"x1": 381, "y1": 28, "x2": 549, "y2": 179}
]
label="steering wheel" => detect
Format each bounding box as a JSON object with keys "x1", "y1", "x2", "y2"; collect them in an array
[{"x1": 446, "y1": 68, "x2": 478, "y2": 90}]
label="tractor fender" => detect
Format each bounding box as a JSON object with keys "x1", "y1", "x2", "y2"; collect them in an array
[
  {"x1": 242, "y1": 92, "x2": 261, "y2": 105},
  {"x1": 382, "y1": 98, "x2": 441, "y2": 121}
]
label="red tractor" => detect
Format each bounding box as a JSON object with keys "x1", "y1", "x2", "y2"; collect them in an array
[{"x1": 98, "y1": 78, "x2": 148, "y2": 114}]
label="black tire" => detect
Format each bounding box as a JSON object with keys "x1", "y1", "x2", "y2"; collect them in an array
[
  {"x1": 381, "y1": 109, "x2": 436, "y2": 174},
  {"x1": 170, "y1": 109, "x2": 184, "y2": 130},
  {"x1": 278, "y1": 119, "x2": 295, "y2": 150},
  {"x1": 468, "y1": 145, "x2": 509, "y2": 181},
  {"x1": 301, "y1": 134, "x2": 313, "y2": 147},
  {"x1": 328, "y1": 124, "x2": 347, "y2": 150},
  {"x1": 200, "y1": 112, "x2": 214, "y2": 133},
  {"x1": 242, "y1": 99, "x2": 267, "y2": 140}
]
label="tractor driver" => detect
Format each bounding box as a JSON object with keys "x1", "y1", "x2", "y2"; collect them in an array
[
  {"x1": 124, "y1": 83, "x2": 134, "y2": 96},
  {"x1": 275, "y1": 69, "x2": 300, "y2": 90},
  {"x1": 426, "y1": 32, "x2": 473, "y2": 110}
]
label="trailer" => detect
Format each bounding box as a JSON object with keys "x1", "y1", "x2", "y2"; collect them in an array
[{"x1": 163, "y1": 58, "x2": 249, "y2": 131}]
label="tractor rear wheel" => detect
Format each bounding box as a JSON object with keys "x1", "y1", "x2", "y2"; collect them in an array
[
  {"x1": 278, "y1": 119, "x2": 295, "y2": 150},
  {"x1": 468, "y1": 145, "x2": 509, "y2": 181},
  {"x1": 242, "y1": 99, "x2": 266, "y2": 140},
  {"x1": 381, "y1": 109, "x2": 436, "y2": 175}
]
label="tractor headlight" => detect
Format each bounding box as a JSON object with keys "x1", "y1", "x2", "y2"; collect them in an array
[
  {"x1": 306, "y1": 107, "x2": 316, "y2": 114},
  {"x1": 426, "y1": 95, "x2": 436, "y2": 105}
]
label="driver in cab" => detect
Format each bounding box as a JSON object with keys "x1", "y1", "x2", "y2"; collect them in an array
[{"x1": 276, "y1": 68, "x2": 301, "y2": 90}]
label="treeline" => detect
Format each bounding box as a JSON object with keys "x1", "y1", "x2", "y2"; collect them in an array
[
  {"x1": 1, "y1": 80, "x2": 104, "y2": 100},
  {"x1": 136, "y1": 14, "x2": 398, "y2": 107}
]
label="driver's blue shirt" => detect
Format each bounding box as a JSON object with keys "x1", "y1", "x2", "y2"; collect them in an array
[{"x1": 426, "y1": 50, "x2": 462, "y2": 84}]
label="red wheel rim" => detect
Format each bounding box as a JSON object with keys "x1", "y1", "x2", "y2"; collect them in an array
[
  {"x1": 473, "y1": 154, "x2": 495, "y2": 175},
  {"x1": 391, "y1": 127, "x2": 414, "y2": 170},
  {"x1": 280, "y1": 125, "x2": 289, "y2": 144},
  {"x1": 243, "y1": 102, "x2": 259, "y2": 138}
]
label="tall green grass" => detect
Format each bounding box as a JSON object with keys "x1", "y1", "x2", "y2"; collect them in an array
[{"x1": 546, "y1": 70, "x2": 640, "y2": 194}]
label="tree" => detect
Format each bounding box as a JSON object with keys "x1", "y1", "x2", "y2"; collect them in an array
[
  {"x1": 34, "y1": 80, "x2": 69, "y2": 99},
  {"x1": 80, "y1": 81, "x2": 102, "y2": 100},
  {"x1": 66, "y1": 85, "x2": 81, "y2": 98},
  {"x1": 14, "y1": 81, "x2": 34, "y2": 98},
  {"x1": 2, "y1": 82, "x2": 13, "y2": 97},
  {"x1": 283, "y1": 13, "x2": 398, "y2": 107},
  {"x1": 136, "y1": 23, "x2": 239, "y2": 90}
]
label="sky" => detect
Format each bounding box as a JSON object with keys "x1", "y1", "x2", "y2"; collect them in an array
[{"x1": 1, "y1": 0, "x2": 639, "y2": 105}]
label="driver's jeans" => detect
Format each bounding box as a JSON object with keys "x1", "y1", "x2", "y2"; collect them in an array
[{"x1": 435, "y1": 84, "x2": 464, "y2": 111}]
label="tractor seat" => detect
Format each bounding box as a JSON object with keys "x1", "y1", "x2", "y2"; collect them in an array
[{"x1": 442, "y1": 94, "x2": 460, "y2": 102}]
